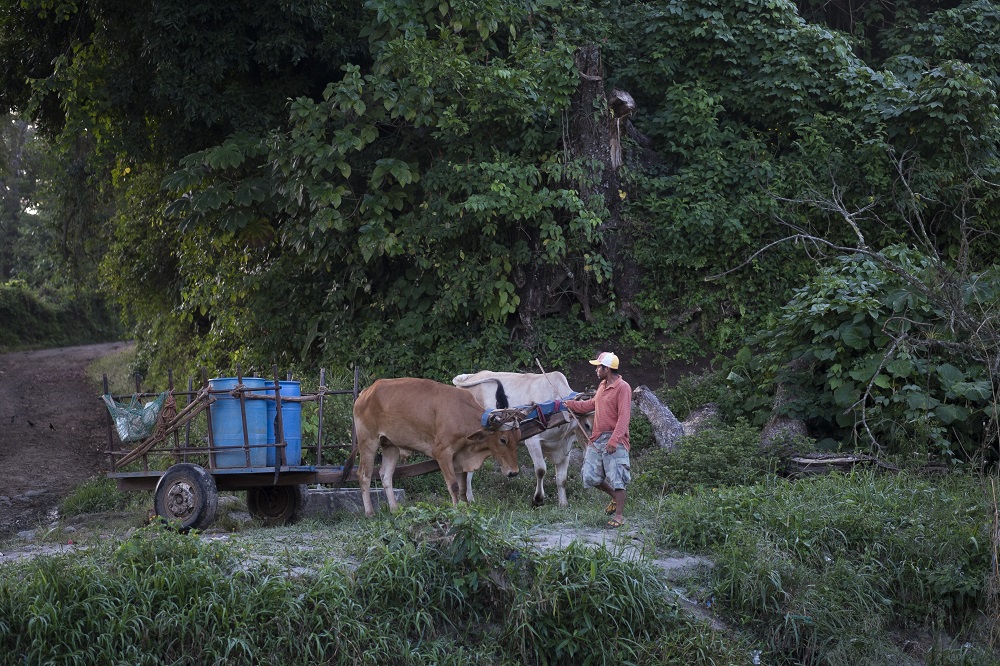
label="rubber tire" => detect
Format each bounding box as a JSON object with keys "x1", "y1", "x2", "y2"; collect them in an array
[
  {"x1": 153, "y1": 463, "x2": 219, "y2": 531},
  {"x1": 246, "y1": 485, "x2": 308, "y2": 526}
]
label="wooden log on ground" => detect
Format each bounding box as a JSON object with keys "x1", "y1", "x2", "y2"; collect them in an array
[{"x1": 784, "y1": 452, "x2": 900, "y2": 477}]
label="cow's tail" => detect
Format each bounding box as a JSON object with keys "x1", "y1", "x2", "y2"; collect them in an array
[
  {"x1": 452, "y1": 376, "x2": 509, "y2": 409},
  {"x1": 495, "y1": 382, "x2": 509, "y2": 409}
]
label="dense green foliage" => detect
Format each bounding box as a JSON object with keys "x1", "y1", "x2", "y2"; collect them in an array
[
  {"x1": 0, "y1": 113, "x2": 120, "y2": 349},
  {"x1": 0, "y1": 279, "x2": 121, "y2": 352},
  {"x1": 0, "y1": 115, "x2": 42, "y2": 282},
  {"x1": 730, "y1": 249, "x2": 1000, "y2": 463},
  {"x1": 633, "y1": 419, "x2": 806, "y2": 493},
  {"x1": 654, "y1": 470, "x2": 995, "y2": 665},
  {"x1": 2, "y1": 0, "x2": 999, "y2": 455},
  {"x1": 151, "y1": 0, "x2": 608, "y2": 376}
]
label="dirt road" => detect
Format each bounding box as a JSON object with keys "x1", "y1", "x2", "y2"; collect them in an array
[{"x1": 0, "y1": 342, "x2": 130, "y2": 536}]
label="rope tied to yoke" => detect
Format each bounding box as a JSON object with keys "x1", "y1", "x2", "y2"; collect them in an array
[{"x1": 483, "y1": 404, "x2": 540, "y2": 430}]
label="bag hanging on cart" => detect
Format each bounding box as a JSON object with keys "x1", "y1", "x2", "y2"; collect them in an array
[{"x1": 102, "y1": 391, "x2": 169, "y2": 443}]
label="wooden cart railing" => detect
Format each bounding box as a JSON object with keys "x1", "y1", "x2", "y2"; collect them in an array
[{"x1": 103, "y1": 364, "x2": 367, "y2": 489}]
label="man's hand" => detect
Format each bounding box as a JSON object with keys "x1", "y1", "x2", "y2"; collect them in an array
[{"x1": 605, "y1": 441, "x2": 617, "y2": 454}]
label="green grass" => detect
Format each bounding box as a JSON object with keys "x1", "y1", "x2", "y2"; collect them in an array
[
  {"x1": 5, "y1": 466, "x2": 998, "y2": 665},
  {"x1": 20, "y1": 348, "x2": 994, "y2": 664},
  {"x1": 0, "y1": 505, "x2": 745, "y2": 665},
  {"x1": 59, "y1": 476, "x2": 135, "y2": 517},
  {"x1": 648, "y1": 470, "x2": 996, "y2": 665},
  {"x1": 86, "y1": 344, "x2": 139, "y2": 393}
]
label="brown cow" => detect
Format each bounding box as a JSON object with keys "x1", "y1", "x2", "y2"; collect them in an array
[{"x1": 352, "y1": 377, "x2": 522, "y2": 517}]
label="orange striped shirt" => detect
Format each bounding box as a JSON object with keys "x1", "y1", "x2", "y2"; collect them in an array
[{"x1": 567, "y1": 376, "x2": 632, "y2": 451}]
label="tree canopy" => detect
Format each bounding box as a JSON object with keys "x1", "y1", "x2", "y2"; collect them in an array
[{"x1": 2, "y1": 0, "x2": 999, "y2": 460}]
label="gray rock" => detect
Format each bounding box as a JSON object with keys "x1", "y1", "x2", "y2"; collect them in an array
[
  {"x1": 218, "y1": 494, "x2": 242, "y2": 509},
  {"x1": 632, "y1": 385, "x2": 685, "y2": 450},
  {"x1": 302, "y1": 488, "x2": 406, "y2": 517},
  {"x1": 762, "y1": 357, "x2": 811, "y2": 449},
  {"x1": 681, "y1": 403, "x2": 720, "y2": 436},
  {"x1": 760, "y1": 417, "x2": 810, "y2": 451}
]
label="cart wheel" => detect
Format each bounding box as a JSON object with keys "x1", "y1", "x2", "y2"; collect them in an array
[
  {"x1": 246, "y1": 485, "x2": 308, "y2": 525},
  {"x1": 153, "y1": 463, "x2": 219, "y2": 531}
]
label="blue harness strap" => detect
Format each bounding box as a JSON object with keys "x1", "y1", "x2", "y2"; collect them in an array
[{"x1": 480, "y1": 393, "x2": 580, "y2": 428}]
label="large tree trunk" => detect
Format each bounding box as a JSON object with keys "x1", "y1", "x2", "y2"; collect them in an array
[
  {"x1": 513, "y1": 262, "x2": 574, "y2": 345},
  {"x1": 565, "y1": 45, "x2": 642, "y2": 323},
  {"x1": 512, "y1": 45, "x2": 645, "y2": 339}
]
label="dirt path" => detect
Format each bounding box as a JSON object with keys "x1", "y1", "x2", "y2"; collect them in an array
[{"x1": 0, "y1": 342, "x2": 131, "y2": 536}]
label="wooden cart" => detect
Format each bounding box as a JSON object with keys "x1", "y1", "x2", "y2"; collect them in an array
[{"x1": 102, "y1": 365, "x2": 567, "y2": 530}]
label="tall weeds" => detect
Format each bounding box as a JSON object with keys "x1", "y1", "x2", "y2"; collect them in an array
[
  {"x1": 0, "y1": 506, "x2": 740, "y2": 665},
  {"x1": 655, "y1": 470, "x2": 993, "y2": 665}
]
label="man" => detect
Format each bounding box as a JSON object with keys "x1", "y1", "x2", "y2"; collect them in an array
[{"x1": 566, "y1": 351, "x2": 632, "y2": 528}]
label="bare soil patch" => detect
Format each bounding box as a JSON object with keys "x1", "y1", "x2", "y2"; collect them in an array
[{"x1": 0, "y1": 342, "x2": 130, "y2": 536}]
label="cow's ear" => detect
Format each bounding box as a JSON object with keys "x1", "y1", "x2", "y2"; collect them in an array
[{"x1": 466, "y1": 430, "x2": 486, "y2": 441}]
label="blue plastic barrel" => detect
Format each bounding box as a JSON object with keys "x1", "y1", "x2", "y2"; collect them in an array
[
  {"x1": 264, "y1": 381, "x2": 302, "y2": 466},
  {"x1": 209, "y1": 377, "x2": 267, "y2": 468}
]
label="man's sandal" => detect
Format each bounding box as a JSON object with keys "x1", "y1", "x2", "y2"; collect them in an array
[
  {"x1": 605, "y1": 518, "x2": 625, "y2": 529},
  {"x1": 605, "y1": 500, "x2": 617, "y2": 515}
]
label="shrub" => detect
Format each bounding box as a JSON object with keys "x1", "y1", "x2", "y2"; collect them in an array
[
  {"x1": 741, "y1": 249, "x2": 1000, "y2": 463},
  {"x1": 352, "y1": 504, "x2": 521, "y2": 634},
  {"x1": 628, "y1": 407, "x2": 656, "y2": 452},
  {"x1": 59, "y1": 476, "x2": 132, "y2": 516},
  {"x1": 633, "y1": 419, "x2": 776, "y2": 494},
  {"x1": 662, "y1": 369, "x2": 741, "y2": 421},
  {"x1": 0, "y1": 280, "x2": 121, "y2": 352},
  {"x1": 655, "y1": 471, "x2": 994, "y2": 664},
  {"x1": 507, "y1": 541, "x2": 683, "y2": 665}
]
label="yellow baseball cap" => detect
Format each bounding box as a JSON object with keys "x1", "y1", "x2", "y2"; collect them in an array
[{"x1": 589, "y1": 351, "x2": 619, "y2": 370}]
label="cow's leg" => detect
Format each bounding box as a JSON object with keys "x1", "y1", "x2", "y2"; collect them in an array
[
  {"x1": 464, "y1": 472, "x2": 475, "y2": 503},
  {"x1": 438, "y1": 455, "x2": 461, "y2": 505},
  {"x1": 457, "y1": 470, "x2": 469, "y2": 504},
  {"x1": 550, "y1": 439, "x2": 574, "y2": 508},
  {"x1": 357, "y1": 434, "x2": 379, "y2": 518},
  {"x1": 379, "y1": 444, "x2": 401, "y2": 512},
  {"x1": 525, "y1": 437, "x2": 547, "y2": 506}
]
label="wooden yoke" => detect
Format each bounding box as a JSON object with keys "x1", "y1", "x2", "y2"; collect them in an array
[{"x1": 535, "y1": 358, "x2": 592, "y2": 443}]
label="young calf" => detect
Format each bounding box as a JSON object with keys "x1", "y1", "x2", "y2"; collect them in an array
[
  {"x1": 452, "y1": 370, "x2": 591, "y2": 507},
  {"x1": 352, "y1": 377, "x2": 521, "y2": 517}
]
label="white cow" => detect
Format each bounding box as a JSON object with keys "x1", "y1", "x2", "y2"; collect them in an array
[{"x1": 452, "y1": 370, "x2": 591, "y2": 507}]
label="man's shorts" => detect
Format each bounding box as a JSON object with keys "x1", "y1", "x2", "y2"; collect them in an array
[{"x1": 582, "y1": 432, "x2": 631, "y2": 490}]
